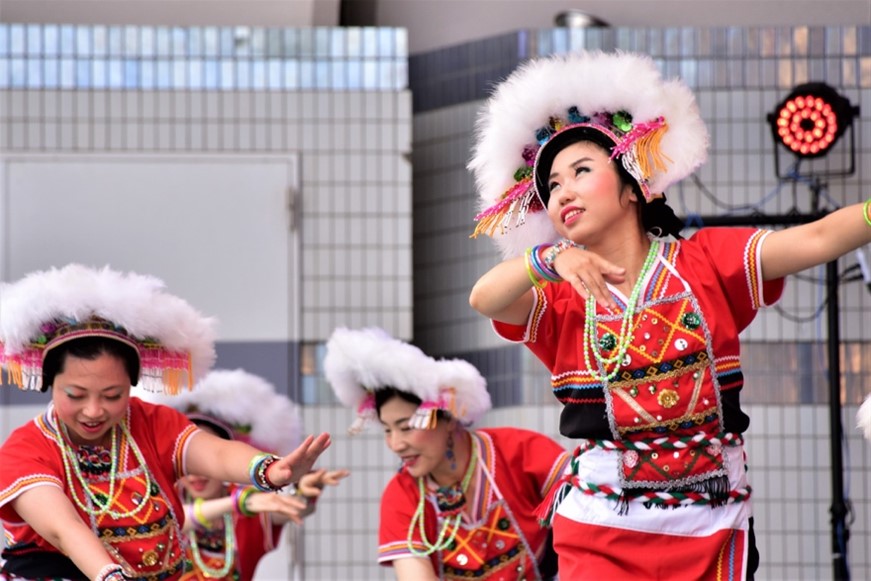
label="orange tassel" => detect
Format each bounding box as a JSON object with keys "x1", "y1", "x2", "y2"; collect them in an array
[
  {"x1": 6, "y1": 362, "x2": 23, "y2": 389},
  {"x1": 471, "y1": 212, "x2": 503, "y2": 239},
  {"x1": 635, "y1": 122, "x2": 672, "y2": 179},
  {"x1": 186, "y1": 353, "x2": 195, "y2": 391}
]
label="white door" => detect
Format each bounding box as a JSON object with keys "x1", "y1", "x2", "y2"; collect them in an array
[{"x1": 0, "y1": 153, "x2": 301, "y2": 343}]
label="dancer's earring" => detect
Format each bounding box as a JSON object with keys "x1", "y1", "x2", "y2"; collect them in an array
[{"x1": 445, "y1": 432, "x2": 457, "y2": 471}]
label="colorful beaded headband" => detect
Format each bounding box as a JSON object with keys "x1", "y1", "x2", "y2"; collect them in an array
[
  {"x1": 323, "y1": 327, "x2": 492, "y2": 434},
  {"x1": 468, "y1": 50, "x2": 709, "y2": 258},
  {"x1": 138, "y1": 368, "x2": 302, "y2": 455},
  {"x1": 0, "y1": 264, "x2": 216, "y2": 393}
]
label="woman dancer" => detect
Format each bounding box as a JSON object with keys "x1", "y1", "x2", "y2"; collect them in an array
[
  {"x1": 468, "y1": 51, "x2": 871, "y2": 579},
  {"x1": 0, "y1": 264, "x2": 330, "y2": 581},
  {"x1": 142, "y1": 368, "x2": 349, "y2": 581},
  {"x1": 324, "y1": 327, "x2": 570, "y2": 580}
]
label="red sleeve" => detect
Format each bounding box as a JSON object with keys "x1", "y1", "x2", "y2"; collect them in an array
[
  {"x1": 377, "y1": 474, "x2": 438, "y2": 571},
  {"x1": 492, "y1": 284, "x2": 577, "y2": 372},
  {"x1": 489, "y1": 428, "x2": 570, "y2": 498},
  {"x1": 520, "y1": 431, "x2": 571, "y2": 497},
  {"x1": 129, "y1": 397, "x2": 199, "y2": 482},
  {"x1": 683, "y1": 228, "x2": 785, "y2": 332},
  {"x1": 0, "y1": 417, "x2": 64, "y2": 524}
]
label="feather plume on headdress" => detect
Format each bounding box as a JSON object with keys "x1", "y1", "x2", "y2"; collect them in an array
[
  {"x1": 0, "y1": 264, "x2": 216, "y2": 393},
  {"x1": 323, "y1": 327, "x2": 492, "y2": 434},
  {"x1": 468, "y1": 50, "x2": 709, "y2": 258},
  {"x1": 857, "y1": 395, "x2": 871, "y2": 441},
  {"x1": 137, "y1": 368, "x2": 302, "y2": 455}
]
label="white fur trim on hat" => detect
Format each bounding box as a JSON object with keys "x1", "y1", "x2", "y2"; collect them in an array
[
  {"x1": 469, "y1": 50, "x2": 709, "y2": 258},
  {"x1": 0, "y1": 264, "x2": 216, "y2": 392},
  {"x1": 137, "y1": 368, "x2": 302, "y2": 455},
  {"x1": 857, "y1": 395, "x2": 871, "y2": 440},
  {"x1": 323, "y1": 327, "x2": 492, "y2": 432}
]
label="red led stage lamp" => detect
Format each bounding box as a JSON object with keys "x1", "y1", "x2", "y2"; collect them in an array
[{"x1": 767, "y1": 82, "x2": 857, "y2": 159}]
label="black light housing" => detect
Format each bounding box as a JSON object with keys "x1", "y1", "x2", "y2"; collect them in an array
[{"x1": 767, "y1": 82, "x2": 860, "y2": 178}]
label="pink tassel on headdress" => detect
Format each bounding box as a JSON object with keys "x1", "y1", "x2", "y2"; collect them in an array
[
  {"x1": 1, "y1": 345, "x2": 45, "y2": 391},
  {"x1": 471, "y1": 179, "x2": 535, "y2": 239},
  {"x1": 349, "y1": 393, "x2": 377, "y2": 435},
  {"x1": 610, "y1": 117, "x2": 672, "y2": 182}
]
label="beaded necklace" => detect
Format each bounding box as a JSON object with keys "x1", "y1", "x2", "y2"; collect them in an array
[
  {"x1": 583, "y1": 240, "x2": 660, "y2": 382},
  {"x1": 406, "y1": 440, "x2": 478, "y2": 557},
  {"x1": 53, "y1": 413, "x2": 153, "y2": 519},
  {"x1": 189, "y1": 512, "x2": 236, "y2": 579}
]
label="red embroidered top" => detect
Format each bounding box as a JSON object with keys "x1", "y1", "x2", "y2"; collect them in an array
[
  {"x1": 181, "y1": 483, "x2": 284, "y2": 581},
  {"x1": 494, "y1": 228, "x2": 784, "y2": 491},
  {"x1": 378, "y1": 428, "x2": 570, "y2": 580},
  {"x1": 0, "y1": 397, "x2": 198, "y2": 580}
]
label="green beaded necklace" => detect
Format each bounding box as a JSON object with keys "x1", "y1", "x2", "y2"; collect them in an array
[
  {"x1": 583, "y1": 240, "x2": 660, "y2": 382},
  {"x1": 406, "y1": 441, "x2": 478, "y2": 557},
  {"x1": 189, "y1": 512, "x2": 236, "y2": 579},
  {"x1": 53, "y1": 413, "x2": 154, "y2": 520}
]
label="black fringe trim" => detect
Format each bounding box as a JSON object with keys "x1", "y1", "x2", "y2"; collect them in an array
[{"x1": 615, "y1": 475, "x2": 732, "y2": 515}]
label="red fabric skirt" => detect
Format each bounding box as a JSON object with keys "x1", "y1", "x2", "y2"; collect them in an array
[{"x1": 553, "y1": 513, "x2": 747, "y2": 580}]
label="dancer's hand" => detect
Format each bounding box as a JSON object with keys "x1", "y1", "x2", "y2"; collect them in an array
[
  {"x1": 265, "y1": 433, "x2": 332, "y2": 487},
  {"x1": 297, "y1": 468, "x2": 350, "y2": 499},
  {"x1": 552, "y1": 247, "x2": 625, "y2": 311},
  {"x1": 244, "y1": 491, "x2": 309, "y2": 525}
]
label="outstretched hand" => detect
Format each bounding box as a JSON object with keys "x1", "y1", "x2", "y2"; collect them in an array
[
  {"x1": 265, "y1": 433, "x2": 332, "y2": 488},
  {"x1": 553, "y1": 247, "x2": 625, "y2": 311},
  {"x1": 245, "y1": 491, "x2": 308, "y2": 525},
  {"x1": 297, "y1": 468, "x2": 351, "y2": 499}
]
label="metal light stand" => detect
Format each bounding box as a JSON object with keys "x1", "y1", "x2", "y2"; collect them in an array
[{"x1": 684, "y1": 183, "x2": 850, "y2": 579}]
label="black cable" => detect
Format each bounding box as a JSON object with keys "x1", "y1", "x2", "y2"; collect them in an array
[{"x1": 772, "y1": 267, "x2": 861, "y2": 323}]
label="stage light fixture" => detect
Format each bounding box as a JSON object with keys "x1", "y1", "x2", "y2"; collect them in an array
[
  {"x1": 767, "y1": 82, "x2": 857, "y2": 159},
  {"x1": 767, "y1": 82, "x2": 860, "y2": 180}
]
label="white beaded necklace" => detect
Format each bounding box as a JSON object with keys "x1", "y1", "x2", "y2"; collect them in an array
[{"x1": 53, "y1": 412, "x2": 154, "y2": 519}]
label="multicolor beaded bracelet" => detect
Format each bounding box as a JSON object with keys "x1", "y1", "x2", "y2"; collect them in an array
[
  {"x1": 542, "y1": 237, "x2": 581, "y2": 271},
  {"x1": 525, "y1": 245, "x2": 563, "y2": 288},
  {"x1": 248, "y1": 453, "x2": 282, "y2": 492},
  {"x1": 94, "y1": 564, "x2": 127, "y2": 581},
  {"x1": 234, "y1": 486, "x2": 258, "y2": 517}
]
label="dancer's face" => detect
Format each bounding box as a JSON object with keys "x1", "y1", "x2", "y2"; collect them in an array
[
  {"x1": 545, "y1": 140, "x2": 638, "y2": 245},
  {"x1": 180, "y1": 424, "x2": 226, "y2": 499},
  {"x1": 180, "y1": 474, "x2": 225, "y2": 500},
  {"x1": 51, "y1": 352, "x2": 131, "y2": 446},
  {"x1": 379, "y1": 396, "x2": 452, "y2": 479}
]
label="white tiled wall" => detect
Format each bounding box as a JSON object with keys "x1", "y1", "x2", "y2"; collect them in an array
[
  {"x1": 1, "y1": 89, "x2": 414, "y2": 344},
  {"x1": 0, "y1": 82, "x2": 412, "y2": 579}
]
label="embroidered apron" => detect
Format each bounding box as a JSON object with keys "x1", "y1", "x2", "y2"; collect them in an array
[
  {"x1": 65, "y1": 435, "x2": 185, "y2": 579},
  {"x1": 596, "y1": 257, "x2": 730, "y2": 496},
  {"x1": 436, "y1": 460, "x2": 542, "y2": 581}
]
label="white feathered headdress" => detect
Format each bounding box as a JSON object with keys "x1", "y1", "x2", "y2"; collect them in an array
[
  {"x1": 469, "y1": 50, "x2": 709, "y2": 258},
  {"x1": 0, "y1": 264, "x2": 216, "y2": 393},
  {"x1": 137, "y1": 368, "x2": 302, "y2": 455},
  {"x1": 857, "y1": 395, "x2": 871, "y2": 441},
  {"x1": 323, "y1": 327, "x2": 492, "y2": 434}
]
